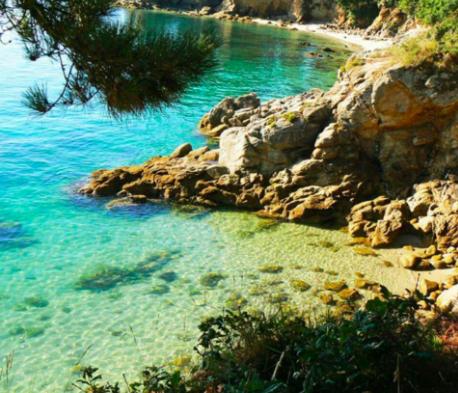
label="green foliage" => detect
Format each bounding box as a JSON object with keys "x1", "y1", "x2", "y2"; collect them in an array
[
  {"x1": 397, "y1": 0, "x2": 458, "y2": 24},
  {"x1": 74, "y1": 296, "x2": 458, "y2": 393},
  {"x1": 336, "y1": 0, "x2": 381, "y2": 27},
  {"x1": 337, "y1": 0, "x2": 458, "y2": 33},
  {"x1": 339, "y1": 56, "x2": 365, "y2": 73},
  {"x1": 390, "y1": 33, "x2": 440, "y2": 66},
  {"x1": 380, "y1": 0, "x2": 458, "y2": 63},
  {"x1": 0, "y1": 1, "x2": 219, "y2": 115}
]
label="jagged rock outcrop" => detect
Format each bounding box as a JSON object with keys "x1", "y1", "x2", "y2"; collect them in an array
[
  {"x1": 201, "y1": 54, "x2": 458, "y2": 195},
  {"x1": 365, "y1": 6, "x2": 413, "y2": 38},
  {"x1": 199, "y1": 93, "x2": 261, "y2": 138},
  {"x1": 80, "y1": 53, "x2": 458, "y2": 261},
  {"x1": 348, "y1": 179, "x2": 458, "y2": 251}
]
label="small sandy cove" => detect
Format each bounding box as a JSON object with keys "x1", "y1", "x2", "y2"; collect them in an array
[{"x1": 252, "y1": 18, "x2": 394, "y2": 51}]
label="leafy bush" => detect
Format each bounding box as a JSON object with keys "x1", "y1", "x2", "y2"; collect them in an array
[
  {"x1": 434, "y1": 14, "x2": 458, "y2": 58},
  {"x1": 388, "y1": 14, "x2": 457, "y2": 65},
  {"x1": 75, "y1": 297, "x2": 458, "y2": 393},
  {"x1": 397, "y1": 0, "x2": 458, "y2": 24},
  {"x1": 336, "y1": 0, "x2": 381, "y2": 27},
  {"x1": 337, "y1": 0, "x2": 458, "y2": 31},
  {"x1": 390, "y1": 32, "x2": 440, "y2": 66}
]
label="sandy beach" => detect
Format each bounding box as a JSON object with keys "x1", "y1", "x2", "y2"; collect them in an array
[{"x1": 251, "y1": 18, "x2": 394, "y2": 51}]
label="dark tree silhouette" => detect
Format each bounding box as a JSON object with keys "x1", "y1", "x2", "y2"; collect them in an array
[{"x1": 0, "y1": 0, "x2": 219, "y2": 115}]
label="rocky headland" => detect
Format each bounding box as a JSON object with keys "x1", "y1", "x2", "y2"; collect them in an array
[
  {"x1": 81, "y1": 4, "x2": 458, "y2": 313},
  {"x1": 81, "y1": 51, "x2": 458, "y2": 260},
  {"x1": 117, "y1": 0, "x2": 414, "y2": 43}
]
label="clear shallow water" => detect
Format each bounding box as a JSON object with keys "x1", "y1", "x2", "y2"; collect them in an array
[{"x1": 0, "y1": 9, "x2": 417, "y2": 393}]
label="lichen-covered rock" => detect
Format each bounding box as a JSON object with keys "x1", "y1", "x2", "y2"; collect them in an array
[
  {"x1": 348, "y1": 198, "x2": 410, "y2": 248},
  {"x1": 365, "y1": 7, "x2": 410, "y2": 38},
  {"x1": 199, "y1": 93, "x2": 261, "y2": 137},
  {"x1": 348, "y1": 179, "x2": 458, "y2": 261}
]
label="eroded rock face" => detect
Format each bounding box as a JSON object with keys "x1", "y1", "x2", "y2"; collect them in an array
[
  {"x1": 347, "y1": 179, "x2": 458, "y2": 252},
  {"x1": 206, "y1": 56, "x2": 458, "y2": 197},
  {"x1": 199, "y1": 93, "x2": 261, "y2": 138},
  {"x1": 208, "y1": 90, "x2": 332, "y2": 174},
  {"x1": 348, "y1": 197, "x2": 410, "y2": 248},
  {"x1": 229, "y1": 0, "x2": 336, "y2": 21},
  {"x1": 366, "y1": 7, "x2": 411, "y2": 38}
]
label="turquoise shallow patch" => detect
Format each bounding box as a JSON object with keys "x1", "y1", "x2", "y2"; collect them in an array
[{"x1": 0, "y1": 9, "x2": 365, "y2": 393}]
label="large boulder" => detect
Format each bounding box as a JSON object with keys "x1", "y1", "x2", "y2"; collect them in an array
[
  {"x1": 218, "y1": 92, "x2": 332, "y2": 174},
  {"x1": 436, "y1": 285, "x2": 458, "y2": 316},
  {"x1": 199, "y1": 93, "x2": 261, "y2": 138},
  {"x1": 348, "y1": 178, "x2": 458, "y2": 251}
]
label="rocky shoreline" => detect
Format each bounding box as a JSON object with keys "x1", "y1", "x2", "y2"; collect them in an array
[
  {"x1": 81, "y1": 7, "x2": 457, "y2": 314},
  {"x1": 116, "y1": 1, "x2": 415, "y2": 50},
  {"x1": 81, "y1": 52, "x2": 458, "y2": 289}
]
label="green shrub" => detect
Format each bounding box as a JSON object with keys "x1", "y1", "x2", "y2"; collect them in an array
[
  {"x1": 389, "y1": 17, "x2": 458, "y2": 66},
  {"x1": 75, "y1": 296, "x2": 458, "y2": 393},
  {"x1": 390, "y1": 33, "x2": 440, "y2": 66},
  {"x1": 337, "y1": 0, "x2": 458, "y2": 32},
  {"x1": 336, "y1": 0, "x2": 381, "y2": 27},
  {"x1": 398, "y1": 0, "x2": 458, "y2": 24}
]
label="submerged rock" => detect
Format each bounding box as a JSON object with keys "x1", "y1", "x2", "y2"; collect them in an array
[
  {"x1": 150, "y1": 283, "x2": 171, "y2": 295},
  {"x1": 290, "y1": 279, "x2": 311, "y2": 292},
  {"x1": 324, "y1": 280, "x2": 347, "y2": 292},
  {"x1": 258, "y1": 263, "x2": 284, "y2": 273},
  {"x1": 75, "y1": 250, "x2": 178, "y2": 291},
  {"x1": 199, "y1": 272, "x2": 226, "y2": 288}
]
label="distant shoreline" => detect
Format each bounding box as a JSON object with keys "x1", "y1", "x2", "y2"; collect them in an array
[
  {"x1": 250, "y1": 19, "x2": 393, "y2": 51},
  {"x1": 123, "y1": 6, "x2": 394, "y2": 52}
]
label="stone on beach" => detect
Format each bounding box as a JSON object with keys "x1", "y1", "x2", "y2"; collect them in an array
[{"x1": 436, "y1": 285, "x2": 458, "y2": 316}]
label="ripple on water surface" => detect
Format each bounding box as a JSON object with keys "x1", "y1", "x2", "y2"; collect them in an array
[{"x1": 0, "y1": 9, "x2": 412, "y2": 393}]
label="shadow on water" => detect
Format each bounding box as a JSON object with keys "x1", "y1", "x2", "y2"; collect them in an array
[
  {"x1": 169, "y1": 203, "x2": 212, "y2": 221},
  {"x1": 69, "y1": 184, "x2": 213, "y2": 222},
  {"x1": 68, "y1": 189, "x2": 170, "y2": 220},
  {"x1": 75, "y1": 248, "x2": 183, "y2": 291},
  {"x1": 0, "y1": 221, "x2": 38, "y2": 251}
]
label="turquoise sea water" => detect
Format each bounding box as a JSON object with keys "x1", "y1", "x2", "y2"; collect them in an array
[{"x1": 0, "y1": 10, "x2": 417, "y2": 393}]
